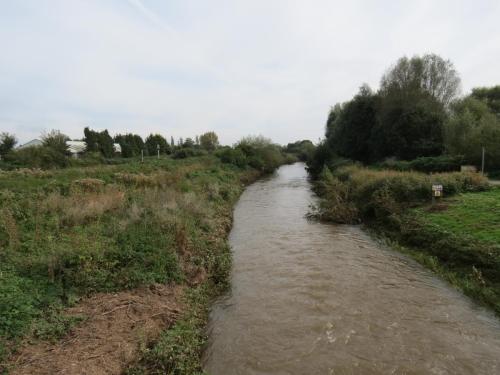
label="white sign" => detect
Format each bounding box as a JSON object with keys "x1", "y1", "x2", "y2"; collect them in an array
[{"x1": 432, "y1": 184, "x2": 443, "y2": 197}]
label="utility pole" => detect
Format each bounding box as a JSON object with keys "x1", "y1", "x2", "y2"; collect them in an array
[{"x1": 481, "y1": 147, "x2": 485, "y2": 175}]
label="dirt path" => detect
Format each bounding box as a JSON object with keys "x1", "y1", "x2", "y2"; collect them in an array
[{"x1": 9, "y1": 284, "x2": 183, "y2": 375}]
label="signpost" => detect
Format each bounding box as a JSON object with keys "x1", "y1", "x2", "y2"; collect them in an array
[{"x1": 431, "y1": 184, "x2": 443, "y2": 205}]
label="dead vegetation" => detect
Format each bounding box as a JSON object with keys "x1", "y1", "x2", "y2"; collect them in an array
[{"x1": 10, "y1": 284, "x2": 184, "y2": 375}]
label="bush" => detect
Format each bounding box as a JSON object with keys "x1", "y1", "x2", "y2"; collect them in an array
[
  {"x1": 172, "y1": 148, "x2": 206, "y2": 159},
  {"x1": 315, "y1": 165, "x2": 490, "y2": 223},
  {"x1": 215, "y1": 147, "x2": 247, "y2": 168},
  {"x1": 378, "y1": 155, "x2": 464, "y2": 173},
  {"x1": 4, "y1": 146, "x2": 70, "y2": 169}
]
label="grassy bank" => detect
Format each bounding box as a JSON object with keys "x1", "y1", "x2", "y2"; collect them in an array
[
  {"x1": 312, "y1": 165, "x2": 500, "y2": 314},
  {"x1": 0, "y1": 155, "x2": 262, "y2": 373}
]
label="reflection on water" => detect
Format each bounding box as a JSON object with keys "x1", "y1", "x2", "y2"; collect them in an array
[{"x1": 203, "y1": 163, "x2": 500, "y2": 375}]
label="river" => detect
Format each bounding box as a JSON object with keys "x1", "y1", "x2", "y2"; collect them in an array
[{"x1": 203, "y1": 163, "x2": 500, "y2": 375}]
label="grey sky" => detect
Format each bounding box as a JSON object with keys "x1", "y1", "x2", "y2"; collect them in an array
[{"x1": 1, "y1": 0, "x2": 500, "y2": 145}]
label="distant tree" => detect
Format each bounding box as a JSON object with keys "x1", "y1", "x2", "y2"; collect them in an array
[
  {"x1": 114, "y1": 133, "x2": 144, "y2": 158},
  {"x1": 329, "y1": 84, "x2": 379, "y2": 163},
  {"x1": 199, "y1": 131, "x2": 219, "y2": 151},
  {"x1": 42, "y1": 130, "x2": 70, "y2": 156},
  {"x1": 373, "y1": 91, "x2": 446, "y2": 160},
  {"x1": 178, "y1": 137, "x2": 183, "y2": 146},
  {"x1": 145, "y1": 134, "x2": 169, "y2": 155},
  {"x1": 0, "y1": 132, "x2": 17, "y2": 157},
  {"x1": 325, "y1": 104, "x2": 342, "y2": 139},
  {"x1": 195, "y1": 135, "x2": 200, "y2": 146},
  {"x1": 373, "y1": 54, "x2": 456, "y2": 160},
  {"x1": 285, "y1": 140, "x2": 315, "y2": 162},
  {"x1": 183, "y1": 137, "x2": 195, "y2": 148},
  {"x1": 471, "y1": 86, "x2": 500, "y2": 117},
  {"x1": 444, "y1": 96, "x2": 500, "y2": 169},
  {"x1": 170, "y1": 136, "x2": 175, "y2": 148},
  {"x1": 83, "y1": 127, "x2": 114, "y2": 157},
  {"x1": 380, "y1": 54, "x2": 461, "y2": 107}
]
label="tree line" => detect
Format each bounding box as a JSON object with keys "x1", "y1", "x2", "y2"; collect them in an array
[
  {"x1": 310, "y1": 53, "x2": 500, "y2": 175},
  {"x1": 0, "y1": 128, "x2": 220, "y2": 168}
]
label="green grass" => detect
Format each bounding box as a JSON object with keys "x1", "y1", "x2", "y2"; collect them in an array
[
  {"x1": 416, "y1": 187, "x2": 500, "y2": 244},
  {"x1": 0, "y1": 155, "x2": 259, "y2": 372}
]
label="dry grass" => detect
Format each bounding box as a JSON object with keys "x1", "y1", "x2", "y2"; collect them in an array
[{"x1": 43, "y1": 187, "x2": 125, "y2": 226}]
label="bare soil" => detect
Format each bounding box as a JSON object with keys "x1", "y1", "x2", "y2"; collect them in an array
[{"x1": 9, "y1": 284, "x2": 184, "y2": 375}]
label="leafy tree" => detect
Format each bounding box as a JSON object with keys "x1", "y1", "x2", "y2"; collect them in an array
[
  {"x1": 380, "y1": 53, "x2": 461, "y2": 107},
  {"x1": 373, "y1": 90, "x2": 446, "y2": 160},
  {"x1": 0, "y1": 132, "x2": 17, "y2": 157},
  {"x1": 182, "y1": 138, "x2": 195, "y2": 148},
  {"x1": 285, "y1": 140, "x2": 315, "y2": 162},
  {"x1": 328, "y1": 85, "x2": 378, "y2": 163},
  {"x1": 325, "y1": 104, "x2": 342, "y2": 139},
  {"x1": 471, "y1": 86, "x2": 500, "y2": 117},
  {"x1": 83, "y1": 127, "x2": 114, "y2": 157},
  {"x1": 373, "y1": 54, "x2": 457, "y2": 160},
  {"x1": 114, "y1": 133, "x2": 144, "y2": 158},
  {"x1": 145, "y1": 134, "x2": 170, "y2": 155},
  {"x1": 444, "y1": 96, "x2": 500, "y2": 169},
  {"x1": 199, "y1": 131, "x2": 219, "y2": 151},
  {"x1": 42, "y1": 130, "x2": 70, "y2": 156}
]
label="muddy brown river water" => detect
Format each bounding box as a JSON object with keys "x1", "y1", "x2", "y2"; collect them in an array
[{"x1": 203, "y1": 163, "x2": 500, "y2": 375}]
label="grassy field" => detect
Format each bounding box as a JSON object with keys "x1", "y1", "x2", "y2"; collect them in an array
[
  {"x1": 0, "y1": 155, "x2": 261, "y2": 373},
  {"x1": 416, "y1": 188, "x2": 500, "y2": 244}
]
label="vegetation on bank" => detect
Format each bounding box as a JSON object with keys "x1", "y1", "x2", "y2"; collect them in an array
[
  {"x1": 308, "y1": 54, "x2": 500, "y2": 177},
  {"x1": 0, "y1": 139, "x2": 296, "y2": 373},
  {"x1": 307, "y1": 52, "x2": 500, "y2": 314},
  {"x1": 310, "y1": 163, "x2": 500, "y2": 315}
]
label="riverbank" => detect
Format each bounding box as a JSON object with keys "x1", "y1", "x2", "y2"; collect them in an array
[
  {"x1": 311, "y1": 165, "x2": 500, "y2": 315},
  {"x1": 0, "y1": 156, "x2": 262, "y2": 374}
]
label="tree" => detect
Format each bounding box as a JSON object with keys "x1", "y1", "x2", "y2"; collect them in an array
[
  {"x1": 285, "y1": 140, "x2": 315, "y2": 162},
  {"x1": 0, "y1": 132, "x2": 17, "y2": 157},
  {"x1": 199, "y1": 131, "x2": 219, "y2": 151},
  {"x1": 380, "y1": 54, "x2": 461, "y2": 107},
  {"x1": 444, "y1": 96, "x2": 500, "y2": 169},
  {"x1": 114, "y1": 133, "x2": 144, "y2": 158},
  {"x1": 328, "y1": 85, "x2": 379, "y2": 163},
  {"x1": 83, "y1": 127, "x2": 114, "y2": 157},
  {"x1": 471, "y1": 86, "x2": 500, "y2": 117},
  {"x1": 183, "y1": 138, "x2": 195, "y2": 148},
  {"x1": 42, "y1": 130, "x2": 70, "y2": 156},
  {"x1": 170, "y1": 136, "x2": 175, "y2": 148},
  {"x1": 373, "y1": 54, "x2": 456, "y2": 160},
  {"x1": 145, "y1": 134, "x2": 169, "y2": 155}
]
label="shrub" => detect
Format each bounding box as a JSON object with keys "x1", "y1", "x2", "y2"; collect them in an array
[
  {"x1": 315, "y1": 165, "x2": 489, "y2": 223},
  {"x1": 378, "y1": 155, "x2": 465, "y2": 173},
  {"x1": 4, "y1": 146, "x2": 70, "y2": 169},
  {"x1": 215, "y1": 147, "x2": 247, "y2": 168},
  {"x1": 172, "y1": 148, "x2": 206, "y2": 159}
]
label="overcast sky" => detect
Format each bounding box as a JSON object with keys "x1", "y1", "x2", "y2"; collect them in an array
[{"x1": 1, "y1": 0, "x2": 500, "y2": 145}]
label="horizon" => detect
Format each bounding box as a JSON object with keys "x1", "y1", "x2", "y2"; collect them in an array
[{"x1": 2, "y1": 0, "x2": 500, "y2": 145}]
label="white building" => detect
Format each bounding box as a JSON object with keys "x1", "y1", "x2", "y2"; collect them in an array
[
  {"x1": 18, "y1": 139, "x2": 43, "y2": 149},
  {"x1": 67, "y1": 140, "x2": 86, "y2": 158}
]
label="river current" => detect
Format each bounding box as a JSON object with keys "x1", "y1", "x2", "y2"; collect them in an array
[{"x1": 203, "y1": 163, "x2": 500, "y2": 375}]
